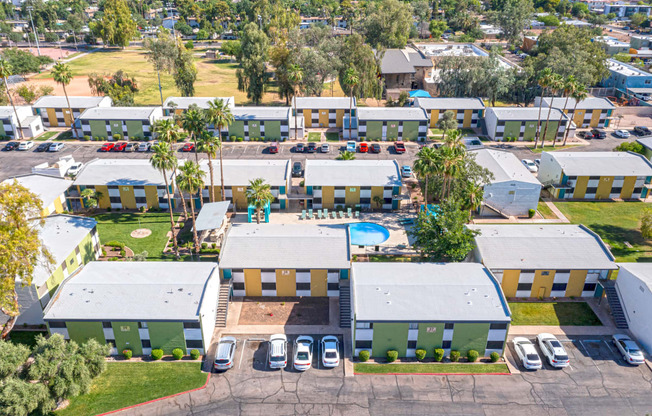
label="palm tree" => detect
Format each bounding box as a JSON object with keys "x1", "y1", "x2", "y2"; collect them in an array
[
  {"x1": 459, "y1": 181, "x2": 483, "y2": 221},
  {"x1": 152, "y1": 118, "x2": 182, "y2": 144},
  {"x1": 443, "y1": 129, "x2": 464, "y2": 152},
  {"x1": 0, "y1": 58, "x2": 24, "y2": 140},
  {"x1": 534, "y1": 68, "x2": 553, "y2": 149},
  {"x1": 181, "y1": 106, "x2": 206, "y2": 164},
  {"x1": 205, "y1": 98, "x2": 234, "y2": 201},
  {"x1": 246, "y1": 178, "x2": 274, "y2": 224},
  {"x1": 439, "y1": 145, "x2": 464, "y2": 199},
  {"x1": 413, "y1": 146, "x2": 438, "y2": 211},
  {"x1": 288, "y1": 64, "x2": 303, "y2": 141},
  {"x1": 197, "y1": 130, "x2": 219, "y2": 202},
  {"x1": 553, "y1": 75, "x2": 576, "y2": 148},
  {"x1": 343, "y1": 66, "x2": 359, "y2": 141},
  {"x1": 52, "y1": 62, "x2": 79, "y2": 139},
  {"x1": 337, "y1": 150, "x2": 356, "y2": 160},
  {"x1": 176, "y1": 160, "x2": 206, "y2": 253},
  {"x1": 149, "y1": 142, "x2": 180, "y2": 259},
  {"x1": 540, "y1": 73, "x2": 564, "y2": 149},
  {"x1": 372, "y1": 195, "x2": 383, "y2": 210},
  {"x1": 80, "y1": 188, "x2": 103, "y2": 211},
  {"x1": 563, "y1": 83, "x2": 588, "y2": 146}
]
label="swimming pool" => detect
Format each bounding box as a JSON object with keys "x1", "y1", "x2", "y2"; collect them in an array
[{"x1": 348, "y1": 222, "x2": 390, "y2": 246}]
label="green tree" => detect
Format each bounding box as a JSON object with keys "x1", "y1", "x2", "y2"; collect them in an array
[
  {"x1": 553, "y1": 75, "x2": 577, "y2": 147},
  {"x1": 177, "y1": 161, "x2": 205, "y2": 253},
  {"x1": 197, "y1": 130, "x2": 219, "y2": 202},
  {"x1": 342, "y1": 66, "x2": 359, "y2": 140},
  {"x1": 414, "y1": 147, "x2": 438, "y2": 209},
  {"x1": 372, "y1": 195, "x2": 383, "y2": 210},
  {"x1": 337, "y1": 150, "x2": 356, "y2": 160},
  {"x1": 0, "y1": 340, "x2": 30, "y2": 379},
  {"x1": 246, "y1": 178, "x2": 274, "y2": 224},
  {"x1": 288, "y1": 64, "x2": 304, "y2": 141},
  {"x1": 1, "y1": 48, "x2": 52, "y2": 75},
  {"x1": 338, "y1": 34, "x2": 382, "y2": 101},
  {"x1": 80, "y1": 188, "x2": 103, "y2": 210},
  {"x1": 437, "y1": 110, "x2": 458, "y2": 142},
  {"x1": 571, "y1": 2, "x2": 588, "y2": 16},
  {"x1": 153, "y1": 118, "x2": 182, "y2": 144},
  {"x1": 563, "y1": 82, "x2": 587, "y2": 146},
  {"x1": 0, "y1": 59, "x2": 23, "y2": 140},
  {"x1": 429, "y1": 19, "x2": 448, "y2": 39},
  {"x1": 52, "y1": 62, "x2": 79, "y2": 138},
  {"x1": 540, "y1": 73, "x2": 564, "y2": 148},
  {"x1": 181, "y1": 107, "x2": 206, "y2": 164},
  {"x1": 631, "y1": 12, "x2": 647, "y2": 27},
  {"x1": 237, "y1": 22, "x2": 269, "y2": 105},
  {"x1": 363, "y1": 0, "x2": 414, "y2": 48},
  {"x1": 143, "y1": 32, "x2": 177, "y2": 105},
  {"x1": 205, "y1": 98, "x2": 234, "y2": 200},
  {"x1": 90, "y1": 0, "x2": 137, "y2": 48},
  {"x1": 413, "y1": 0, "x2": 431, "y2": 38},
  {"x1": 489, "y1": 0, "x2": 534, "y2": 43},
  {"x1": 641, "y1": 207, "x2": 652, "y2": 238},
  {"x1": 614, "y1": 141, "x2": 645, "y2": 154},
  {"x1": 220, "y1": 40, "x2": 242, "y2": 60},
  {"x1": 534, "y1": 68, "x2": 553, "y2": 149},
  {"x1": 174, "y1": 41, "x2": 198, "y2": 97},
  {"x1": 0, "y1": 376, "x2": 53, "y2": 416},
  {"x1": 149, "y1": 142, "x2": 180, "y2": 259}
]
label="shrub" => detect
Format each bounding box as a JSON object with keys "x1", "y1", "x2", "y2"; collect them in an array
[
  {"x1": 230, "y1": 135, "x2": 236, "y2": 142},
  {"x1": 490, "y1": 352, "x2": 500, "y2": 362},
  {"x1": 105, "y1": 241, "x2": 125, "y2": 248},
  {"x1": 185, "y1": 40, "x2": 194, "y2": 49},
  {"x1": 450, "y1": 350, "x2": 461, "y2": 362},
  {"x1": 151, "y1": 349, "x2": 164, "y2": 360},
  {"x1": 433, "y1": 348, "x2": 445, "y2": 362},
  {"x1": 528, "y1": 208, "x2": 536, "y2": 218},
  {"x1": 358, "y1": 350, "x2": 370, "y2": 362},
  {"x1": 467, "y1": 350, "x2": 479, "y2": 362},
  {"x1": 201, "y1": 242, "x2": 208, "y2": 249},
  {"x1": 386, "y1": 350, "x2": 398, "y2": 363},
  {"x1": 415, "y1": 349, "x2": 427, "y2": 361},
  {"x1": 172, "y1": 348, "x2": 184, "y2": 360},
  {"x1": 190, "y1": 349, "x2": 201, "y2": 360},
  {"x1": 236, "y1": 137, "x2": 244, "y2": 142},
  {"x1": 112, "y1": 133, "x2": 122, "y2": 141},
  {"x1": 82, "y1": 135, "x2": 91, "y2": 141},
  {"x1": 211, "y1": 243, "x2": 216, "y2": 249},
  {"x1": 122, "y1": 349, "x2": 133, "y2": 359}
]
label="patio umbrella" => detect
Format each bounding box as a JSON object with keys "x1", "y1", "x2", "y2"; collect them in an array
[{"x1": 409, "y1": 90, "x2": 431, "y2": 98}]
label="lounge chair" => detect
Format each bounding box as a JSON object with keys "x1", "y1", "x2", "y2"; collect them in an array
[
  {"x1": 323, "y1": 208, "x2": 329, "y2": 218},
  {"x1": 301, "y1": 210, "x2": 306, "y2": 220},
  {"x1": 347, "y1": 208, "x2": 352, "y2": 218},
  {"x1": 317, "y1": 209, "x2": 323, "y2": 219},
  {"x1": 332, "y1": 211, "x2": 338, "y2": 219},
  {"x1": 354, "y1": 211, "x2": 360, "y2": 218},
  {"x1": 308, "y1": 209, "x2": 313, "y2": 219},
  {"x1": 338, "y1": 211, "x2": 344, "y2": 218}
]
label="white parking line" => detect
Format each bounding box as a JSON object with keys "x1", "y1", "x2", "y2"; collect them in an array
[
  {"x1": 317, "y1": 337, "x2": 321, "y2": 370},
  {"x1": 604, "y1": 340, "x2": 615, "y2": 355}
]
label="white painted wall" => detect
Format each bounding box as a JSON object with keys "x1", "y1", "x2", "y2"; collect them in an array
[
  {"x1": 615, "y1": 268, "x2": 652, "y2": 355},
  {"x1": 537, "y1": 153, "x2": 563, "y2": 187},
  {"x1": 482, "y1": 181, "x2": 541, "y2": 217}
]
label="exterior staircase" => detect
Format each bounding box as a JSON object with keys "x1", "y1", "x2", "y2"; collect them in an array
[
  {"x1": 215, "y1": 279, "x2": 232, "y2": 328},
  {"x1": 339, "y1": 283, "x2": 351, "y2": 328},
  {"x1": 602, "y1": 280, "x2": 629, "y2": 329}
]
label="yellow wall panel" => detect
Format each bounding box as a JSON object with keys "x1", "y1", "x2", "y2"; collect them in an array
[
  {"x1": 501, "y1": 270, "x2": 520, "y2": 297},
  {"x1": 303, "y1": 109, "x2": 312, "y2": 128},
  {"x1": 310, "y1": 269, "x2": 328, "y2": 297},
  {"x1": 318, "y1": 109, "x2": 329, "y2": 127},
  {"x1": 232, "y1": 186, "x2": 247, "y2": 210},
  {"x1": 46, "y1": 108, "x2": 58, "y2": 127},
  {"x1": 573, "y1": 110, "x2": 585, "y2": 127},
  {"x1": 621, "y1": 176, "x2": 636, "y2": 199},
  {"x1": 430, "y1": 110, "x2": 439, "y2": 128},
  {"x1": 244, "y1": 269, "x2": 262, "y2": 296},
  {"x1": 531, "y1": 270, "x2": 555, "y2": 298},
  {"x1": 371, "y1": 186, "x2": 384, "y2": 209},
  {"x1": 321, "y1": 186, "x2": 334, "y2": 209},
  {"x1": 94, "y1": 185, "x2": 111, "y2": 208},
  {"x1": 119, "y1": 186, "x2": 136, "y2": 209},
  {"x1": 62, "y1": 108, "x2": 73, "y2": 126},
  {"x1": 573, "y1": 176, "x2": 588, "y2": 199},
  {"x1": 596, "y1": 176, "x2": 613, "y2": 200},
  {"x1": 566, "y1": 270, "x2": 587, "y2": 297},
  {"x1": 276, "y1": 269, "x2": 296, "y2": 296},
  {"x1": 463, "y1": 109, "x2": 473, "y2": 128},
  {"x1": 336, "y1": 109, "x2": 345, "y2": 128},
  {"x1": 345, "y1": 186, "x2": 360, "y2": 206},
  {"x1": 145, "y1": 186, "x2": 159, "y2": 208},
  {"x1": 589, "y1": 110, "x2": 601, "y2": 128}
]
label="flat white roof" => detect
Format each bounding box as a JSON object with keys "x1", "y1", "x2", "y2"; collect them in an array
[
  {"x1": 541, "y1": 96, "x2": 615, "y2": 110},
  {"x1": 357, "y1": 107, "x2": 427, "y2": 121},
  {"x1": 469, "y1": 224, "x2": 617, "y2": 270},
  {"x1": 163, "y1": 96, "x2": 234, "y2": 110},
  {"x1": 617, "y1": 263, "x2": 652, "y2": 292},
  {"x1": 471, "y1": 149, "x2": 542, "y2": 186},
  {"x1": 43, "y1": 262, "x2": 219, "y2": 321},
  {"x1": 304, "y1": 160, "x2": 402, "y2": 187},
  {"x1": 293, "y1": 97, "x2": 353, "y2": 110},
  {"x1": 545, "y1": 151, "x2": 652, "y2": 177},
  {"x1": 414, "y1": 97, "x2": 485, "y2": 110},
  {"x1": 607, "y1": 59, "x2": 652, "y2": 77},
  {"x1": 200, "y1": 159, "x2": 289, "y2": 187},
  {"x1": 352, "y1": 263, "x2": 510, "y2": 322},
  {"x1": 33, "y1": 95, "x2": 111, "y2": 109},
  {"x1": 2, "y1": 174, "x2": 72, "y2": 208},
  {"x1": 195, "y1": 201, "x2": 230, "y2": 231},
  {"x1": 78, "y1": 106, "x2": 160, "y2": 120},
  {"x1": 219, "y1": 224, "x2": 351, "y2": 269},
  {"x1": 232, "y1": 107, "x2": 290, "y2": 120},
  {"x1": 488, "y1": 107, "x2": 566, "y2": 121},
  {"x1": 73, "y1": 159, "x2": 176, "y2": 186}
]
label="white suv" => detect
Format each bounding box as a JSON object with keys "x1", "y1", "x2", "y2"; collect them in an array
[
  {"x1": 268, "y1": 334, "x2": 288, "y2": 369},
  {"x1": 512, "y1": 337, "x2": 542, "y2": 370},
  {"x1": 536, "y1": 333, "x2": 570, "y2": 368}
]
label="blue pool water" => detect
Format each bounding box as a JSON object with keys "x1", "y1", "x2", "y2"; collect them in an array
[{"x1": 349, "y1": 222, "x2": 390, "y2": 246}]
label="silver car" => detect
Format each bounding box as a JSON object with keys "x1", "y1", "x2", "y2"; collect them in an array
[
  {"x1": 612, "y1": 334, "x2": 645, "y2": 365},
  {"x1": 513, "y1": 337, "x2": 542, "y2": 370},
  {"x1": 537, "y1": 333, "x2": 569, "y2": 368},
  {"x1": 268, "y1": 334, "x2": 288, "y2": 369},
  {"x1": 213, "y1": 336, "x2": 237, "y2": 371}
]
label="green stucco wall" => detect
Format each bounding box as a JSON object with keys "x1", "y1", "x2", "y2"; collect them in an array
[
  {"x1": 523, "y1": 121, "x2": 537, "y2": 140},
  {"x1": 644, "y1": 147, "x2": 652, "y2": 161},
  {"x1": 543, "y1": 120, "x2": 559, "y2": 140},
  {"x1": 44, "y1": 229, "x2": 98, "y2": 297},
  {"x1": 109, "y1": 120, "x2": 123, "y2": 137},
  {"x1": 265, "y1": 121, "x2": 281, "y2": 139},
  {"x1": 386, "y1": 121, "x2": 399, "y2": 140},
  {"x1": 416, "y1": 323, "x2": 444, "y2": 357},
  {"x1": 125, "y1": 120, "x2": 144, "y2": 138},
  {"x1": 248, "y1": 121, "x2": 261, "y2": 139},
  {"x1": 229, "y1": 120, "x2": 245, "y2": 138},
  {"x1": 112, "y1": 321, "x2": 142, "y2": 355},
  {"x1": 503, "y1": 121, "x2": 521, "y2": 140},
  {"x1": 402, "y1": 121, "x2": 418, "y2": 140},
  {"x1": 90, "y1": 120, "x2": 107, "y2": 138},
  {"x1": 451, "y1": 323, "x2": 489, "y2": 355},
  {"x1": 66, "y1": 321, "x2": 106, "y2": 345},
  {"x1": 371, "y1": 322, "x2": 408, "y2": 357},
  {"x1": 148, "y1": 322, "x2": 185, "y2": 354},
  {"x1": 366, "y1": 121, "x2": 382, "y2": 140}
]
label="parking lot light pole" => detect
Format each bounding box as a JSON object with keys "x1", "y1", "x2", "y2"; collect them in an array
[{"x1": 27, "y1": 7, "x2": 41, "y2": 57}]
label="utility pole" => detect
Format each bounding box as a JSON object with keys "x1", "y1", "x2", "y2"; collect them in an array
[{"x1": 27, "y1": 7, "x2": 41, "y2": 56}]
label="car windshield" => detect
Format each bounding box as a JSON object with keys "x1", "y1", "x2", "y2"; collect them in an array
[
  {"x1": 215, "y1": 359, "x2": 229, "y2": 364},
  {"x1": 270, "y1": 355, "x2": 285, "y2": 362},
  {"x1": 555, "y1": 354, "x2": 568, "y2": 361},
  {"x1": 629, "y1": 347, "x2": 641, "y2": 355},
  {"x1": 296, "y1": 352, "x2": 309, "y2": 360},
  {"x1": 325, "y1": 351, "x2": 337, "y2": 359},
  {"x1": 526, "y1": 354, "x2": 539, "y2": 361}
]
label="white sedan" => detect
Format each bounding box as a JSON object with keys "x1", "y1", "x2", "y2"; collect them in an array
[
  {"x1": 321, "y1": 336, "x2": 340, "y2": 368},
  {"x1": 522, "y1": 159, "x2": 538, "y2": 173},
  {"x1": 612, "y1": 334, "x2": 645, "y2": 365},
  {"x1": 293, "y1": 336, "x2": 314, "y2": 371},
  {"x1": 18, "y1": 141, "x2": 34, "y2": 150},
  {"x1": 67, "y1": 162, "x2": 84, "y2": 177},
  {"x1": 513, "y1": 337, "x2": 542, "y2": 370},
  {"x1": 536, "y1": 333, "x2": 570, "y2": 368},
  {"x1": 614, "y1": 129, "x2": 630, "y2": 138}
]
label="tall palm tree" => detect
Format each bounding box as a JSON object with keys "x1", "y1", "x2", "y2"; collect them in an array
[
  {"x1": 176, "y1": 160, "x2": 205, "y2": 254},
  {"x1": 459, "y1": 181, "x2": 483, "y2": 221},
  {"x1": 413, "y1": 146, "x2": 438, "y2": 211},
  {"x1": 343, "y1": 66, "x2": 359, "y2": 141},
  {"x1": 205, "y1": 98, "x2": 234, "y2": 201},
  {"x1": 0, "y1": 58, "x2": 24, "y2": 140},
  {"x1": 288, "y1": 64, "x2": 303, "y2": 141},
  {"x1": 181, "y1": 106, "x2": 206, "y2": 164},
  {"x1": 246, "y1": 178, "x2": 274, "y2": 224},
  {"x1": 197, "y1": 130, "x2": 219, "y2": 202},
  {"x1": 337, "y1": 150, "x2": 356, "y2": 160},
  {"x1": 149, "y1": 142, "x2": 180, "y2": 259},
  {"x1": 540, "y1": 73, "x2": 564, "y2": 149},
  {"x1": 553, "y1": 75, "x2": 576, "y2": 148},
  {"x1": 563, "y1": 83, "x2": 588, "y2": 146},
  {"x1": 534, "y1": 68, "x2": 553, "y2": 149},
  {"x1": 152, "y1": 118, "x2": 182, "y2": 144},
  {"x1": 52, "y1": 62, "x2": 79, "y2": 139},
  {"x1": 443, "y1": 129, "x2": 464, "y2": 152},
  {"x1": 439, "y1": 144, "x2": 464, "y2": 199}
]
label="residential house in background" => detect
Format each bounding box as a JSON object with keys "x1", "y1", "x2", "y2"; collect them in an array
[
  {"x1": 33, "y1": 96, "x2": 112, "y2": 127},
  {"x1": 603, "y1": 3, "x2": 652, "y2": 18},
  {"x1": 602, "y1": 59, "x2": 652, "y2": 93},
  {"x1": 1, "y1": 174, "x2": 72, "y2": 216},
  {"x1": 538, "y1": 151, "x2": 652, "y2": 199},
  {"x1": 292, "y1": 97, "x2": 354, "y2": 129},
  {"x1": 592, "y1": 36, "x2": 630, "y2": 56},
  {"x1": 414, "y1": 97, "x2": 485, "y2": 129},
  {"x1": 0, "y1": 215, "x2": 100, "y2": 326},
  {"x1": 162, "y1": 96, "x2": 235, "y2": 116},
  {"x1": 344, "y1": 107, "x2": 428, "y2": 141},
  {"x1": 379, "y1": 46, "x2": 434, "y2": 97},
  {"x1": 69, "y1": 159, "x2": 177, "y2": 210},
  {"x1": 0, "y1": 106, "x2": 44, "y2": 138},
  {"x1": 303, "y1": 160, "x2": 403, "y2": 210},
  {"x1": 351, "y1": 263, "x2": 511, "y2": 358},
  {"x1": 614, "y1": 263, "x2": 652, "y2": 355},
  {"x1": 469, "y1": 224, "x2": 618, "y2": 298},
  {"x1": 534, "y1": 96, "x2": 615, "y2": 128},
  {"x1": 43, "y1": 262, "x2": 220, "y2": 356},
  {"x1": 470, "y1": 149, "x2": 542, "y2": 217},
  {"x1": 219, "y1": 224, "x2": 351, "y2": 297},
  {"x1": 75, "y1": 107, "x2": 164, "y2": 139},
  {"x1": 484, "y1": 107, "x2": 570, "y2": 142},
  {"x1": 227, "y1": 107, "x2": 299, "y2": 140}
]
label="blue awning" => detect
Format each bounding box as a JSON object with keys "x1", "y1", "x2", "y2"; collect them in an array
[{"x1": 409, "y1": 90, "x2": 431, "y2": 98}]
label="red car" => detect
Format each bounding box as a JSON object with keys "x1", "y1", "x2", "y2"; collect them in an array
[
  {"x1": 269, "y1": 142, "x2": 279, "y2": 154},
  {"x1": 394, "y1": 141, "x2": 406, "y2": 154},
  {"x1": 181, "y1": 143, "x2": 195, "y2": 152},
  {"x1": 113, "y1": 142, "x2": 127, "y2": 152},
  {"x1": 100, "y1": 142, "x2": 115, "y2": 152},
  {"x1": 358, "y1": 142, "x2": 368, "y2": 153}
]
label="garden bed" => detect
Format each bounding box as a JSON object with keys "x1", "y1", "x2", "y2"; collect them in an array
[
  {"x1": 238, "y1": 297, "x2": 329, "y2": 325},
  {"x1": 354, "y1": 363, "x2": 510, "y2": 375}
]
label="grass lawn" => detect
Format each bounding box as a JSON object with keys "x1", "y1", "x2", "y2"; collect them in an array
[
  {"x1": 529, "y1": 144, "x2": 580, "y2": 154},
  {"x1": 307, "y1": 132, "x2": 321, "y2": 142},
  {"x1": 325, "y1": 132, "x2": 340, "y2": 142},
  {"x1": 368, "y1": 255, "x2": 419, "y2": 262},
  {"x1": 58, "y1": 362, "x2": 207, "y2": 416},
  {"x1": 537, "y1": 201, "x2": 556, "y2": 219},
  {"x1": 354, "y1": 363, "x2": 509, "y2": 374},
  {"x1": 508, "y1": 302, "x2": 602, "y2": 326},
  {"x1": 8, "y1": 331, "x2": 44, "y2": 348},
  {"x1": 93, "y1": 212, "x2": 173, "y2": 259},
  {"x1": 35, "y1": 131, "x2": 59, "y2": 141},
  {"x1": 555, "y1": 201, "x2": 652, "y2": 262}
]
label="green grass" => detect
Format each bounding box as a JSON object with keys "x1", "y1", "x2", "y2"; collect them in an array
[
  {"x1": 508, "y1": 302, "x2": 602, "y2": 326},
  {"x1": 529, "y1": 144, "x2": 579, "y2": 154},
  {"x1": 93, "y1": 212, "x2": 173, "y2": 260},
  {"x1": 8, "y1": 331, "x2": 44, "y2": 348},
  {"x1": 325, "y1": 132, "x2": 340, "y2": 142},
  {"x1": 368, "y1": 255, "x2": 419, "y2": 262},
  {"x1": 354, "y1": 363, "x2": 509, "y2": 374},
  {"x1": 537, "y1": 201, "x2": 556, "y2": 219},
  {"x1": 555, "y1": 201, "x2": 652, "y2": 262},
  {"x1": 35, "y1": 131, "x2": 59, "y2": 141},
  {"x1": 58, "y1": 362, "x2": 206, "y2": 416},
  {"x1": 307, "y1": 132, "x2": 322, "y2": 142}
]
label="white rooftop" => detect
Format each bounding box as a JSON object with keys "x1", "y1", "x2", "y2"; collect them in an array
[
  {"x1": 617, "y1": 263, "x2": 652, "y2": 291},
  {"x1": 471, "y1": 149, "x2": 542, "y2": 186},
  {"x1": 357, "y1": 107, "x2": 427, "y2": 121},
  {"x1": 163, "y1": 96, "x2": 234, "y2": 110},
  {"x1": 232, "y1": 107, "x2": 290, "y2": 120},
  {"x1": 293, "y1": 97, "x2": 353, "y2": 109},
  {"x1": 33, "y1": 95, "x2": 112, "y2": 109},
  {"x1": 2, "y1": 174, "x2": 72, "y2": 208},
  {"x1": 607, "y1": 59, "x2": 652, "y2": 77},
  {"x1": 200, "y1": 159, "x2": 289, "y2": 187},
  {"x1": 468, "y1": 224, "x2": 617, "y2": 270},
  {"x1": 414, "y1": 97, "x2": 485, "y2": 110},
  {"x1": 352, "y1": 263, "x2": 510, "y2": 322},
  {"x1": 489, "y1": 107, "x2": 566, "y2": 121},
  {"x1": 544, "y1": 151, "x2": 652, "y2": 176},
  {"x1": 43, "y1": 262, "x2": 219, "y2": 321},
  {"x1": 195, "y1": 201, "x2": 230, "y2": 231},
  {"x1": 73, "y1": 159, "x2": 176, "y2": 186},
  {"x1": 78, "y1": 106, "x2": 160, "y2": 120},
  {"x1": 304, "y1": 160, "x2": 402, "y2": 187},
  {"x1": 219, "y1": 224, "x2": 351, "y2": 269},
  {"x1": 541, "y1": 96, "x2": 615, "y2": 110}
]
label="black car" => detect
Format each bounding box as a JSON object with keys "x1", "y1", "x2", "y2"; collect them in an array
[
  {"x1": 35, "y1": 142, "x2": 50, "y2": 152},
  {"x1": 3, "y1": 141, "x2": 19, "y2": 151},
  {"x1": 292, "y1": 161, "x2": 303, "y2": 177},
  {"x1": 370, "y1": 143, "x2": 381, "y2": 153},
  {"x1": 307, "y1": 142, "x2": 317, "y2": 153},
  {"x1": 634, "y1": 126, "x2": 652, "y2": 136},
  {"x1": 295, "y1": 143, "x2": 305, "y2": 153},
  {"x1": 591, "y1": 129, "x2": 606, "y2": 139}
]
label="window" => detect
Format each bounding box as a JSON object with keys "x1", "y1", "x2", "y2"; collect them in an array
[
  {"x1": 583, "y1": 282, "x2": 597, "y2": 292},
  {"x1": 384, "y1": 198, "x2": 392, "y2": 204},
  {"x1": 486, "y1": 340, "x2": 504, "y2": 350},
  {"x1": 233, "y1": 282, "x2": 245, "y2": 291},
  {"x1": 186, "y1": 339, "x2": 203, "y2": 348},
  {"x1": 334, "y1": 197, "x2": 345, "y2": 204},
  {"x1": 355, "y1": 340, "x2": 372, "y2": 349},
  {"x1": 356, "y1": 322, "x2": 372, "y2": 329},
  {"x1": 360, "y1": 198, "x2": 371, "y2": 204},
  {"x1": 183, "y1": 321, "x2": 201, "y2": 329},
  {"x1": 557, "y1": 270, "x2": 570, "y2": 274},
  {"x1": 48, "y1": 321, "x2": 66, "y2": 328},
  {"x1": 296, "y1": 282, "x2": 311, "y2": 291},
  {"x1": 135, "y1": 197, "x2": 147, "y2": 204},
  {"x1": 552, "y1": 283, "x2": 567, "y2": 291},
  {"x1": 589, "y1": 176, "x2": 600, "y2": 180},
  {"x1": 521, "y1": 269, "x2": 535, "y2": 274},
  {"x1": 444, "y1": 323, "x2": 454, "y2": 330},
  {"x1": 109, "y1": 196, "x2": 121, "y2": 203},
  {"x1": 141, "y1": 339, "x2": 151, "y2": 348},
  {"x1": 407, "y1": 340, "x2": 417, "y2": 349},
  {"x1": 517, "y1": 283, "x2": 532, "y2": 291},
  {"x1": 408, "y1": 323, "x2": 418, "y2": 329},
  {"x1": 361, "y1": 186, "x2": 371, "y2": 191},
  {"x1": 327, "y1": 283, "x2": 339, "y2": 291},
  {"x1": 261, "y1": 282, "x2": 276, "y2": 290},
  {"x1": 541, "y1": 271, "x2": 550, "y2": 276},
  {"x1": 75, "y1": 246, "x2": 80, "y2": 255},
  {"x1": 633, "y1": 187, "x2": 643, "y2": 195},
  {"x1": 138, "y1": 322, "x2": 148, "y2": 329},
  {"x1": 334, "y1": 186, "x2": 345, "y2": 191},
  {"x1": 611, "y1": 187, "x2": 622, "y2": 194},
  {"x1": 490, "y1": 322, "x2": 508, "y2": 330},
  {"x1": 442, "y1": 340, "x2": 452, "y2": 349},
  {"x1": 102, "y1": 321, "x2": 112, "y2": 328},
  {"x1": 585, "y1": 187, "x2": 598, "y2": 194}
]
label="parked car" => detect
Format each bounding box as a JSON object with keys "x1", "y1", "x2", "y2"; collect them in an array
[
  {"x1": 394, "y1": 141, "x2": 406, "y2": 154},
  {"x1": 3, "y1": 141, "x2": 19, "y2": 151},
  {"x1": 295, "y1": 143, "x2": 305, "y2": 153},
  {"x1": 623, "y1": 26, "x2": 631, "y2": 30},
  {"x1": 358, "y1": 142, "x2": 368, "y2": 153},
  {"x1": 521, "y1": 159, "x2": 538, "y2": 173},
  {"x1": 293, "y1": 336, "x2": 314, "y2": 371},
  {"x1": 292, "y1": 161, "x2": 303, "y2": 177},
  {"x1": 18, "y1": 141, "x2": 34, "y2": 150},
  {"x1": 35, "y1": 142, "x2": 50, "y2": 152},
  {"x1": 181, "y1": 142, "x2": 194, "y2": 152},
  {"x1": 536, "y1": 333, "x2": 570, "y2": 368},
  {"x1": 321, "y1": 336, "x2": 340, "y2": 368},
  {"x1": 513, "y1": 337, "x2": 542, "y2": 370},
  {"x1": 149, "y1": 140, "x2": 160, "y2": 149},
  {"x1": 614, "y1": 129, "x2": 630, "y2": 138},
  {"x1": 268, "y1": 142, "x2": 279, "y2": 154},
  {"x1": 48, "y1": 142, "x2": 64, "y2": 152},
  {"x1": 634, "y1": 126, "x2": 652, "y2": 136},
  {"x1": 67, "y1": 162, "x2": 84, "y2": 177},
  {"x1": 100, "y1": 142, "x2": 115, "y2": 152},
  {"x1": 321, "y1": 143, "x2": 330, "y2": 153},
  {"x1": 307, "y1": 142, "x2": 317, "y2": 153},
  {"x1": 346, "y1": 141, "x2": 356, "y2": 152},
  {"x1": 371, "y1": 143, "x2": 381, "y2": 153},
  {"x1": 214, "y1": 336, "x2": 237, "y2": 371},
  {"x1": 401, "y1": 165, "x2": 412, "y2": 178},
  {"x1": 124, "y1": 142, "x2": 138, "y2": 152},
  {"x1": 534, "y1": 158, "x2": 541, "y2": 167},
  {"x1": 591, "y1": 128, "x2": 607, "y2": 139},
  {"x1": 113, "y1": 142, "x2": 128, "y2": 152},
  {"x1": 268, "y1": 334, "x2": 288, "y2": 369},
  {"x1": 612, "y1": 334, "x2": 645, "y2": 365},
  {"x1": 137, "y1": 142, "x2": 151, "y2": 152}
]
